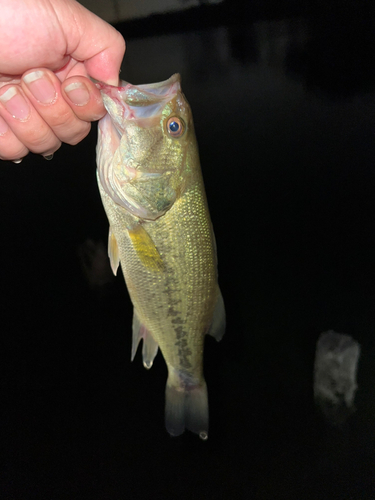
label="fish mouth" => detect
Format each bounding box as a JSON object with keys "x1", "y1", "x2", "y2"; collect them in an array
[
  {"x1": 125, "y1": 73, "x2": 181, "y2": 98},
  {"x1": 95, "y1": 74, "x2": 181, "y2": 129},
  {"x1": 93, "y1": 73, "x2": 180, "y2": 96}
]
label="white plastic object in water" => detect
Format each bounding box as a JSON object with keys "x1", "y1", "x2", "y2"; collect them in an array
[{"x1": 314, "y1": 330, "x2": 360, "y2": 421}]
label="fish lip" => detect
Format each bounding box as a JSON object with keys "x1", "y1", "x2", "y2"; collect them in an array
[{"x1": 93, "y1": 73, "x2": 181, "y2": 94}]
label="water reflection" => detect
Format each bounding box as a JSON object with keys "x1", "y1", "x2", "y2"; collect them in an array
[
  {"x1": 123, "y1": 14, "x2": 374, "y2": 99},
  {"x1": 118, "y1": 16, "x2": 375, "y2": 497},
  {"x1": 78, "y1": 239, "x2": 114, "y2": 291}
]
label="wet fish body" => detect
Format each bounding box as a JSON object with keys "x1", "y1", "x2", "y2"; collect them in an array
[{"x1": 96, "y1": 74, "x2": 225, "y2": 439}]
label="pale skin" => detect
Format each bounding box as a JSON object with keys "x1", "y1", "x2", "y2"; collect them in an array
[{"x1": 0, "y1": 0, "x2": 125, "y2": 161}]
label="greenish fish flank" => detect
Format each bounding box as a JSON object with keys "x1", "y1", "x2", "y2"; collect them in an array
[{"x1": 96, "y1": 74, "x2": 225, "y2": 440}]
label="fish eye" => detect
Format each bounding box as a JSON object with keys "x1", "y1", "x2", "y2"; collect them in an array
[{"x1": 167, "y1": 117, "x2": 185, "y2": 138}]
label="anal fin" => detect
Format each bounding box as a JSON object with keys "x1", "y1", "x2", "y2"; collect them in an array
[
  {"x1": 132, "y1": 310, "x2": 159, "y2": 369},
  {"x1": 207, "y1": 289, "x2": 226, "y2": 342}
]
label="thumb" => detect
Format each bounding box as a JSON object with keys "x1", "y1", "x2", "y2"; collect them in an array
[{"x1": 61, "y1": 0, "x2": 125, "y2": 85}]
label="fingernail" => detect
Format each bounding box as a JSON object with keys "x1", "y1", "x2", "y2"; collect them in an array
[
  {"x1": 23, "y1": 70, "x2": 57, "y2": 104},
  {"x1": 64, "y1": 82, "x2": 89, "y2": 106},
  {"x1": 0, "y1": 87, "x2": 30, "y2": 121},
  {"x1": 43, "y1": 153, "x2": 54, "y2": 161},
  {"x1": 13, "y1": 158, "x2": 23, "y2": 164},
  {"x1": 0, "y1": 115, "x2": 8, "y2": 136}
]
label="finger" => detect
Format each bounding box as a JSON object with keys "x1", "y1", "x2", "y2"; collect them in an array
[
  {"x1": 0, "y1": 75, "x2": 20, "y2": 84},
  {"x1": 61, "y1": 75, "x2": 106, "y2": 122},
  {"x1": 59, "y1": 0, "x2": 125, "y2": 85},
  {"x1": 21, "y1": 70, "x2": 99, "y2": 146},
  {"x1": 0, "y1": 115, "x2": 29, "y2": 161},
  {"x1": 0, "y1": 85, "x2": 61, "y2": 156}
]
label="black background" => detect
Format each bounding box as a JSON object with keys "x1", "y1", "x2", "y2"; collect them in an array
[{"x1": 1, "y1": 1, "x2": 375, "y2": 498}]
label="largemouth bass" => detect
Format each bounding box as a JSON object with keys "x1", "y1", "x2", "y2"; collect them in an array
[{"x1": 96, "y1": 74, "x2": 225, "y2": 439}]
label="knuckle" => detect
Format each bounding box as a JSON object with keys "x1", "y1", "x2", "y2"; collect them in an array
[
  {"x1": 0, "y1": 146, "x2": 28, "y2": 161},
  {"x1": 115, "y1": 31, "x2": 126, "y2": 54},
  {"x1": 65, "y1": 122, "x2": 91, "y2": 146},
  {"x1": 25, "y1": 128, "x2": 60, "y2": 154},
  {"x1": 45, "y1": 108, "x2": 73, "y2": 130},
  {"x1": 45, "y1": 110, "x2": 91, "y2": 146},
  {"x1": 42, "y1": 141, "x2": 61, "y2": 156}
]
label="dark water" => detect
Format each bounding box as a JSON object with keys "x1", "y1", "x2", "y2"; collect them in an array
[{"x1": 1, "y1": 6, "x2": 375, "y2": 499}]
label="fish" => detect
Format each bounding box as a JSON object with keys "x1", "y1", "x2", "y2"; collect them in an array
[{"x1": 96, "y1": 74, "x2": 225, "y2": 439}]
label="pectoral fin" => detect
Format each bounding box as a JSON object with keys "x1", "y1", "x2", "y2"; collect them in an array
[
  {"x1": 128, "y1": 224, "x2": 164, "y2": 272},
  {"x1": 108, "y1": 227, "x2": 120, "y2": 275},
  {"x1": 207, "y1": 289, "x2": 226, "y2": 342},
  {"x1": 132, "y1": 310, "x2": 159, "y2": 369}
]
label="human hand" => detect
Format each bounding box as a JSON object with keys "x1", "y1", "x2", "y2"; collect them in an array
[{"x1": 0, "y1": 0, "x2": 125, "y2": 162}]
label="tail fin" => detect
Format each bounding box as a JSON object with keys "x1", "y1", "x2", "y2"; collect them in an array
[{"x1": 165, "y1": 378, "x2": 209, "y2": 440}]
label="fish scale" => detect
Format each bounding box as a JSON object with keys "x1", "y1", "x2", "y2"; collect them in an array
[{"x1": 96, "y1": 74, "x2": 225, "y2": 439}]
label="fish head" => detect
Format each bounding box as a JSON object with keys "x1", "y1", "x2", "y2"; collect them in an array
[{"x1": 96, "y1": 74, "x2": 195, "y2": 221}]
